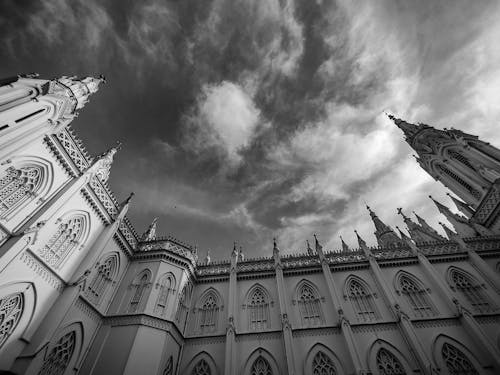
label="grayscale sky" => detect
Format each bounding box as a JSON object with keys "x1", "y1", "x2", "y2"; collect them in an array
[{"x1": 2, "y1": 0, "x2": 500, "y2": 259}]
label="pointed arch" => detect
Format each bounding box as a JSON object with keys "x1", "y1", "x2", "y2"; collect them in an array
[
  {"x1": 128, "y1": 269, "x2": 152, "y2": 313},
  {"x1": 183, "y1": 351, "x2": 218, "y2": 375},
  {"x1": 432, "y1": 334, "x2": 481, "y2": 375},
  {"x1": 367, "y1": 339, "x2": 412, "y2": 375},
  {"x1": 245, "y1": 284, "x2": 271, "y2": 331},
  {"x1": 86, "y1": 252, "x2": 119, "y2": 305},
  {"x1": 196, "y1": 288, "x2": 222, "y2": 333},
  {"x1": 304, "y1": 343, "x2": 345, "y2": 375},
  {"x1": 243, "y1": 348, "x2": 280, "y2": 375},
  {"x1": 344, "y1": 275, "x2": 379, "y2": 322},
  {"x1": 175, "y1": 280, "x2": 193, "y2": 325},
  {"x1": 155, "y1": 272, "x2": 176, "y2": 317},
  {"x1": 295, "y1": 279, "x2": 324, "y2": 327},
  {"x1": 394, "y1": 271, "x2": 436, "y2": 318},
  {"x1": 37, "y1": 210, "x2": 91, "y2": 269},
  {"x1": 447, "y1": 266, "x2": 494, "y2": 313}
]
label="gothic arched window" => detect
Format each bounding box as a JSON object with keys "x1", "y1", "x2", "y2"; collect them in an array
[
  {"x1": 0, "y1": 292, "x2": 24, "y2": 349},
  {"x1": 441, "y1": 343, "x2": 479, "y2": 375},
  {"x1": 251, "y1": 356, "x2": 272, "y2": 375},
  {"x1": 0, "y1": 166, "x2": 41, "y2": 218},
  {"x1": 87, "y1": 256, "x2": 117, "y2": 304},
  {"x1": 448, "y1": 150, "x2": 476, "y2": 171},
  {"x1": 347, "y1": 278, "x2": 377, "y2": 322},
  {"x1": 298, "y1": 283, "x2": 323, "y2": 326},
  {"x1": 450, "y1": 269, "x2": 492, "y2": 313},
  {"x1": 399, "y1": 275, "x2": 435, "y2": 317},
  {"x1": 175, "y1": 282, "x2": 192, "y2": 324},
  {"x1": 248, "y1": 287, "x2": 269, "y2": 331},
  {"x1": 129, "y1": 273, "x2": 149, "y2": 313},
  {"x1": 198, "y1": 292, "x2": 219, "y2": 333},
  {"x1": 38, "y1": 331, "x2": 76, "y2": 375},
  {"x1": 376, "y1": 348, "x2": 406, "y2": 375},
  {"x1": 191, "y1": 359, "x2": 211, "y2": 375},
  {"x1": 436, "y1": 164, "x2": 481, "y2": 200},
  {"x1": 38, "y1": 215, "x2": 85, "y2": 268},
  {"x1": 155, "y1": 275, "x2": 174, "y2": 316},
  {"x1": 312, "y1": 351, "x2": 337, "y2": 375},
  {"x1": 163, "y1": 356, "x2": 173, "y2": 375}
]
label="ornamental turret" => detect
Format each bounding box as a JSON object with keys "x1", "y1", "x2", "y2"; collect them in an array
[
  {"x1": 141, "y1": 217, "x2": 158, "y2": 241},
  {"x1": 429, "y1": 196, "x2": 477, "y2": 237},
  {"x1": 53, "y1": 75, "x2": 105, "y2": 111},
  {"x1": 366, "y1": 205, "x2": 403, "y2": 247},
  {"x1": 397, "y1": 208, "x2": 446, "y2": 243}
]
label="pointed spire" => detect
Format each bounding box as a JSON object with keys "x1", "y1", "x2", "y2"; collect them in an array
[
  {"x1": 273, "y1": 238, "x2": 279, "y2": 253},
  {"x1": 396, "y1": 226, "x2": 411, "y2": 242},
  {"x1": 398, "y1": 207, "x2": 446, "y2": 243},
  {"x1": 314, "y1": 234, "x2": 323, "y2": 252},
  {"x1": 306, "y1": 240, "x2": 314, "y2": 255},
  {"x1": 232, "y1": 241, "x2": 238, "y2": 257},
  {"x1": 430, "y1": 195, "x2": 476, "y2": 237},
  {"x1": 124, "y1": 191, "x2": 135, "y2": 205},
  {"x1": 354, "y1": 230, "x2": 367, "y2": 248},
  {"x1": 140, "y1": 217, "x2": 158, "y2": 242},
  {"x1": 446, "y1": 193, "x2": 475, "y2": 218},
  {"x1": 340, "y1": 235, "x2": 350, "y2": 252},
  {"x1": 205, "y1": 250, "x2": 211, "y2": 265},
  {"x1": 366, "y1": 205, "x2": 403, "y2": 247},
  {"x1": 238, "y1": 246, "x2": 245, "y2": 261},
  {"x1": 386, "y1": 113, "x2": 423, "y2": 140},
  {"x1": 113, "y1": 192, "x2": 134, "y2": 224},
  {"x1": 439, "y1": 221, "x2": 457, "y2": 240},
  {"x1": 56, "y1": 75, "x2": 105, "y2": 111},
  {"x1": 93, "y1": 141, "x2": 121, "y2": 182}
]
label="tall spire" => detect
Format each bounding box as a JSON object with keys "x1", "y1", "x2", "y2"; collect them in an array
[
  {"x1": 446, "y1": 193, "x2": 475, "y2": 219},
  {"x1": 396, "y1": 226, "x2": 411, "y2": 242},
  {"x1": 306, "y1": 240, "x2": 314, "y2": 255},
  {"x1": 397, "y1": 207, "x2": 446, "y2": 243},
  {"x1": 340, "y1": 235, "x2": 350, "y2": 252},
  {"x1": 94, "y1": 142, "x2": 121, "y2": 182},
  {"x1": 141, "y1": 217, "x2": 158, "y2": 242},
  {"x1": 386, "y1": 113, "x2": 424, "y2": 141},
  {"x1": 366, "y1": 205, "x2": 403, "y2": 247},
  {"x1": 439, "y1": 221, "x2": 457, "y2": 240},
  {"x1": 429, "y1": 195, "x2": 477, "y2": 237},
  {"x1": 354, "y1": 230, "x2": 367, "y2": 248}
]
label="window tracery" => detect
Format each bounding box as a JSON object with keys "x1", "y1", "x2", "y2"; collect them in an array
[
  {"x1": 38, "y1": 215, "x2": 84, "y2": 268},
  {"x1": 441, "y1": 342, "x2": 479, "y2": 375},
  {"x1": 312, "y1": 351, "x2": 337, "y2": 375},
  {"x1": 436, "y1": 164, "x2": 481, "y2": 199},
  {"x1": 175, "y1": 282, "x2": 192, "y2": 324},
  {"x1": 129, "y1": 273, "x2": 149, "y2": 313},
  {"x1": 0, "y1": 292, "x2": 24, "y2": 348},
  {"x1": 191, "y1": 359, "x2": 211, "y2": 375},
  {"x1": 399, "y1": 275, "x2": 435, "y2": 317},
  {"x1": 155, "y1": 275, "x2": 173, "y2": 316},
  {"x1": 298, "y1": 283, "x2": 323, "y2": 326},
  {"x1": 448, "y1": 150, "x2": 476, "y2": 171},
  {"x1": 198, "y1": 292, "x2": 219, "y2": 333},
  {"x1": 38, "y1": 331, "x2": 76, "y2": 375},
  {"x1": 376, "y1": 348, "x2": 406, "y2": 375},
  {"x1": 248, "y1": 287, "x2": 269, "y2": 331},
  {"x1": 0, "y1": 166, "x2": 41, "y2": 218},
  {"x1": 347, "y1": 279, "x2": 377, "y2": 322},
  {"x1": 250, "y1": 356, "x2": 272, "y2": 375},
  {"x1": 450, "y1": 269, "x2": 492, "y2": 313},
  {"x1": 87, "y1": 256, "x2": 117, "y2": 304}
]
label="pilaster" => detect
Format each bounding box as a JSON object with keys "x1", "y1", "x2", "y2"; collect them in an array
[{"x1": 224, "y1": 243, "x2": 238, "y2": 375}]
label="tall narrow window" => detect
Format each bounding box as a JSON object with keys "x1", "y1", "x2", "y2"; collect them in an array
[
  {"x1": 347, "y1": 279, "x2": 377, "y2": 322},
  {"x1": 448, "y1": 151, "x2": 476, "y2": 171},
  {"x1": 251, "y1": 356, "x2": 272, "y2": 375},
  {"x1": 191, "y1": 359, "x2": 211, "y2": 375},
  {"x1": 198, "y1": 292, "x2": 219, "y2": 333},
  {"x1": 399, "y1": 275, "x2": 435, "y2": 317},
  {"x1": 312, "y1": 351, "x2": 337, "y2": 375},
  {"x1": 248, "y1": 287, "x2": 269, "y2": 331},
  {"x1": 298, "y1": 283, "x2": 323, "y2": 326},
  {"x1": 155, "y1": 275, "x2": 173, "y2": 316},
  {"x1": 436, "y1": 164, "x2": 481, "y2": 199},
  {"x1": 175, "y1": 282, "x2": 192, "y2": 324},
  {"x1": 376, "y1": 348, "x2": 406, "y2": 375},
  {"x1": 129, "y1": 273, "x2": 149, "y2": 313},
  {"x1": 0, "y1": 166, "x2": 41, "y2": 218},
  {"x1": 441, "y1": 343, "x2": 479, "y2": 375},
  {"x1": 163, "y1": 356, "x2": 173, "y2": 375},
  {"x1": 0, "y1": 292, "x2": 24, "y2": 349},
  {"x1": 450, "y1": 270, "x2": 492, "y2": 313},
  {"x1": 87, "y1": 256, "x2": 117, "y2": 304},
  {"x1": 38, "y1": 216, "x2": 85, "y2": 268},
  {"x1": 38, "y1": 331, "x2": 76, "y2": 375}
]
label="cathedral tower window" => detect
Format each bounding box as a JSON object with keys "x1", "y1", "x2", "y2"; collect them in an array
[
  {"x1": 191, "y1": 359, "x2": 211, "y2": 375},
  {"x1": 163, "y1": 356, "x2": 173, "y2": 375},
  {"x1": 38, "y1": 215, "x2": 85, "y2": 268},
  {"x1": 175, "y1": 282, "x2": 192, "y2": 325},
  {"x1": 38, "y1": 331, "x2": 76, "y2": 375},
  {"x1": 250, "y1": 356, "x2": 273, "y2": 375},
  {"x1": 346, "y1": 278, "x2": 378, "y2": 322},
  {"x1": 448, "y1": 150, "x2": 476, "y2": 171},
  {"x1": 312, "y1": 351, "x2": 337, "y2": 375},
  {"x1": 0, "y1": 292, "x2": 24, "y2": 349},
  {"x1": 87, "y1": 255, "x2": 117, "y2": 305},
  {"x1": 436, "y1": 164, "x2": 481, "y2": 199},
  {"x1": 197, "y1": 291, "x2": 219, "y2": 333},
  {"x1": 376, "y1": 348, "x2": 406, "y2": 375},
  {"x1": 247, "y1": 287, "x2": 269, "y2": 331},
  {"x1": 441, "y1": 343, "x2": 479, "y2": 375},
  {"x1": 129, "y1": 273, "x2": 149, "y2": 313},
  {"x1": 398, "y1": 274, "x2": 435, "y2": 317},
  {"x1": 297, "y1": 283, "x2": 323, "y2": 326},
  {"x1": 155, "y1": 274, "x2": 174, "y2": 316},
  {"x1": 449, "y1": 269, "x2": 493, "y2": 313},
  {"x1": 0, "y1": 166, "x2": 41, "y2": 218}
]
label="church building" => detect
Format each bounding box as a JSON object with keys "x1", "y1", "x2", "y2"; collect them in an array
[{"x1": 0, "y1": 74, "x2": 499, "y2": 375}]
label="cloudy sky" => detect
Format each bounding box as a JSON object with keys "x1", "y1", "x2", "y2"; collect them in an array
[{"x1": 2, "y1": 0, "x2": 500, "y2": 259}]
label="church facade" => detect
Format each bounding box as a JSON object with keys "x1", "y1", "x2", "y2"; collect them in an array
[{"x1": 0, "y1": 74, "x2": 499, "y2": 375}]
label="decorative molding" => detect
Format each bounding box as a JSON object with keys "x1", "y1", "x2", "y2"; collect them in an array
[
  {"x1": 413, "y1": 318, "x2": 460, "y2": 328},
  {"x1": 75, "y1": 296, "x2": 102, "y2": 323},
  {"x1": 292, "y1": 326, "x2": 341, "y2": 337},
  {"x1": 184, "y1": 335, "x2": 226, "y2": 346},
  {"x1": 235, "y1": 330, "x2": 282, "y2": 342},
  {"x1": 350, "y1": 322, "x2": 398, "y2": 333},
  {"x1": 20, "y1": 250, "x2": 65, "y2": 291}
]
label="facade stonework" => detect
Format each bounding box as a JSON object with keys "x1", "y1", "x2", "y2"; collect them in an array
[{"x1": 0, "y1": 75, "x2": 499, "y2": 375}]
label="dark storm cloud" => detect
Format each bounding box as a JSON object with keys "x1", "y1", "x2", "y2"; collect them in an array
[{"x1": 2, "y1": 0, "x2": 500, "y2": 258}]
